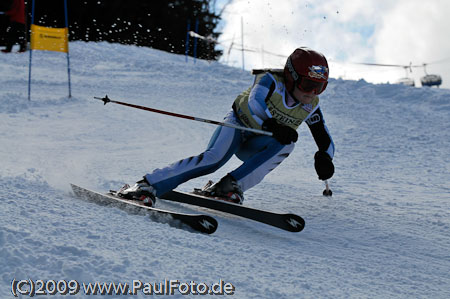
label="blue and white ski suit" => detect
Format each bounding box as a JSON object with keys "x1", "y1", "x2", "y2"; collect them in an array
[{"x1": 145, "y1": 71, "x2": 334, "y2": 197}]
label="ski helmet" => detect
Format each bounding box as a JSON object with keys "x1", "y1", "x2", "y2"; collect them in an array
[{"x1": 284, "y1": 47, "x2": 329, "y2": 95}]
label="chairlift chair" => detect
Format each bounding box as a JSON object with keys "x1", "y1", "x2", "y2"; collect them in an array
[{"x1": 420, "y1": 63, "x2": 442, "y2": 87}]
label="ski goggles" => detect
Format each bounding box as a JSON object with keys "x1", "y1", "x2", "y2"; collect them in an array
[{"x1": 296, "y1": 76, "x2": 328, "y2": 94}]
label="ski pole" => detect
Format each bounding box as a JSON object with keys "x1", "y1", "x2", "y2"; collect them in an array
[
  {"x1": 94, "y1": 95, "x2": 273, "y2": 136},
  {"x1": 323, "y1": 180, "x2": 333, "y2": 196}
]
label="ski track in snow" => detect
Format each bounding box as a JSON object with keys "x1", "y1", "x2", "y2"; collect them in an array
[{"x1": 1, "y1": 42, "x2": 450, "y2": 298}]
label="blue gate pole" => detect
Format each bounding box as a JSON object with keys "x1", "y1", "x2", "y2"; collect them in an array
[
  {"x1": 64, "y1": 0, "x2": 71, "y2": 98},
  {"x1": 27, "y1": 0, "x2": 36, "y2": 101},
  {"x1": 193, "y1": 18, "x2": 199, "y2": 63},
  {"x1": 185, "y1": 20, "x2": 190, "y2": 62}
]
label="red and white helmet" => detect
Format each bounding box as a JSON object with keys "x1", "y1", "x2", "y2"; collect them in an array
[{"x1": 284, "y1": 47, "x2": 329, "y2": 95}]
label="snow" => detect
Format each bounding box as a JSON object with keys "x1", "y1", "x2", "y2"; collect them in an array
[{"x1": 1, "y1": 42, "x2": 450, "y2": 298}]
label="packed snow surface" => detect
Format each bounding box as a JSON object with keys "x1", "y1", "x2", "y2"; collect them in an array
[{"x1": 1, "y1": 42, "x2": 450, "y2": 298}]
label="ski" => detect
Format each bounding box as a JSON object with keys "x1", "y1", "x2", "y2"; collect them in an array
[
  {"x1": 70, "y1": 184, "x2": 218, "y2": 234},
  {"x1": 160, "y1": 190, "x2": 305, "y2": 232}
]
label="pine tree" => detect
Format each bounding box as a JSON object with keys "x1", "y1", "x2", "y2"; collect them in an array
[{"x1": 25, "y1": 0, "x2": 222, "y2": 60}]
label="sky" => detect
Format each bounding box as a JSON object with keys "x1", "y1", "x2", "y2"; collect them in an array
[{"x1": 215, "y1": 0, "x2": 450, "y2": 89}]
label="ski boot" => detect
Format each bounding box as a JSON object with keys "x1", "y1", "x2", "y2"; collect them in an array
[
  {"x1": 197, "y1": 174, "x2": 244, "y2": 204},
  {"x1": 116, "y1": 178, "x2": 156, "y2": 207}
]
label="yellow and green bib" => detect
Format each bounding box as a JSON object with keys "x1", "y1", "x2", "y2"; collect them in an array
[{"x1": 233, "y1": 72, "x2": 319, "y2": 130}]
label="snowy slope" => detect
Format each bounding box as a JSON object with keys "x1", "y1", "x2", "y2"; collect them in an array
[{"x1": 1, "y1": 42, "x2": 450, "y2": 298}]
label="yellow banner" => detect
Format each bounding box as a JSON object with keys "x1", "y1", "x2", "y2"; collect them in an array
[{"x1": 31, "y1": 24, "x2": 69, "y2": 53}]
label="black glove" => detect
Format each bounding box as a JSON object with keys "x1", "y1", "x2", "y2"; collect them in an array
[
  {"x1": 262, "y1": 118, "x2": 298, "y2": 145},
  {"x1": 314, "y1": 151, "x2": 334, "y2": 180}
]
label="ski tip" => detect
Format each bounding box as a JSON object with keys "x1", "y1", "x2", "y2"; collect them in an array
[
  {"x1": 196, "y1": 215, "x2": 218, "y2": 234},
  {"x1": 285, "y1": 214, "x2": 305, "y2": 232}
]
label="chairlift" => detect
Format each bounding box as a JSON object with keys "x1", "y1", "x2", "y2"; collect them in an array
[
  {"x1": 396, "y1": 77, "x2": 415, "y2": 87},
  {"x1": 420, "y1": 64, "x2": 442, "y2": 87},
  {"x1": 395, "y1": 64, "x2": 415, "y2": 87},
  {"x1": 352, "y1": 59, "x2": 447, "y2": 88}
]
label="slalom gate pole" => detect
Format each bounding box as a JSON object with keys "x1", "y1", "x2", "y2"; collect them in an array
[
  {"x1": 94, "y1": 95, "x2": 273, "y2": 136},
  {"x1": 64, "y1": 0, "x2": 72, "y2": 98}
]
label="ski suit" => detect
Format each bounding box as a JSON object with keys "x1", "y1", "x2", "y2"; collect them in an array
[{"x1": 145, "y1": 71, "x2": 334, "y2": 197}]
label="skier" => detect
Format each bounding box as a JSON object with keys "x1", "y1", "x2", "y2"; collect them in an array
[{"x1": 118, "y1": 47, "x2": 335, "y2": 207}]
